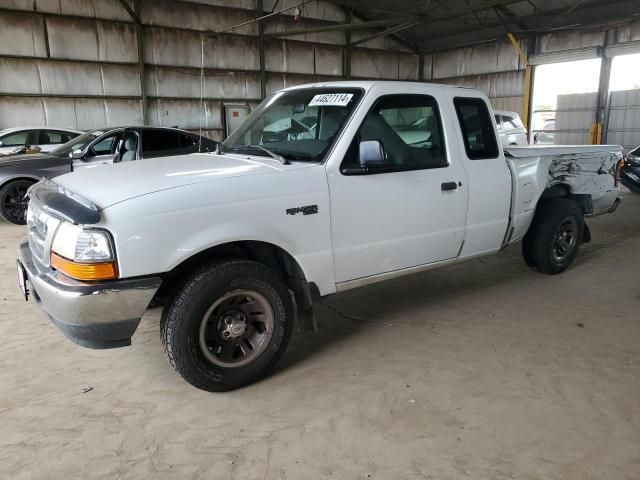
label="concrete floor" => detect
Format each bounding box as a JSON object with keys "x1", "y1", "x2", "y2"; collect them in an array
[{"x1": 1, "y1": 194, "x2": 639, "y2": 480}]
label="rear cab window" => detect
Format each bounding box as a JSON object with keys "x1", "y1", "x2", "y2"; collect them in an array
[{"x1": 454, "y1": 97, "x2": 499, "y2": 160}]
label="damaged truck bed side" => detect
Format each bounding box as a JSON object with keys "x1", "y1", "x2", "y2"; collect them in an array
[
  {"x1": 505, "y1": 145, "x2": 622, "y2": 246},
  {"x1": 18, "y1": 81, "x2": 624, "y2": 392}
]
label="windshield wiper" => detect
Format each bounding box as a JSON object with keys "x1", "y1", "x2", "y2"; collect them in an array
[{"x1": 226, "y1": 144, "x2": 290, "y2": 165}]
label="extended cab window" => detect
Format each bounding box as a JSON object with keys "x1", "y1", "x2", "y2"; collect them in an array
[
  {"x1": 454, "y1": 97, "x2": 499, "y2": 160},
  {"x1": 341, "y1": 94, "x2": 447, "y2": 173}
]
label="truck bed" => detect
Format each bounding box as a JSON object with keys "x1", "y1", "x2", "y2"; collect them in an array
[{"x1": 503, "y1": 144, "x2": 623, "y2": 244}]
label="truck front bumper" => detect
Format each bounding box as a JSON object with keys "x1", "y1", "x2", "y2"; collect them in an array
[{"x1": 18, "y1": 239, "x2": 161, "y2": 349}]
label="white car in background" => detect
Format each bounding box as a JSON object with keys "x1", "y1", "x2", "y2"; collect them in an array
[
  {"x1": 494, "y1": 110, "x2": 528, "y2": 146},
  {"x1": 0, "y1": 127, "x2": 82, "y2": 156}
]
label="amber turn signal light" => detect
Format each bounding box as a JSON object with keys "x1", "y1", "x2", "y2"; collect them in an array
[{"x1": 51, "y1": 252, "x2": 118, "y2": 281}]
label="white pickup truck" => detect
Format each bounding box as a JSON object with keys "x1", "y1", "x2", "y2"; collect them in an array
[{"x1": 18, "y1": 81, "x2": 624, "y2": 392}]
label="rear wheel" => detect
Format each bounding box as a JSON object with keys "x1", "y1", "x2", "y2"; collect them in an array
[
  {"x1": 0, "y1": 179, "x2": 34, "y2": 225},
  {"x1": 527, "y1": 198, "x2": 584, "y2": 274},
  {"x1": 160, "y1": 260, "x2": 294, "y2": 392}
]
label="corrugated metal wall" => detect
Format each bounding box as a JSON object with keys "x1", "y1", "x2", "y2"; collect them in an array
[
  {"x1": 422, "y1": 41, "x2": 528, "y2": 118},
  {"x1": 0, "y1": 0, "x2": 419, "y2": 140},
  {"x1": 529, "y1": 21, "x2": 640, "y2": 147},
  {"x1": 2, "y1": 0, "x2": 636, "y2": 144}
]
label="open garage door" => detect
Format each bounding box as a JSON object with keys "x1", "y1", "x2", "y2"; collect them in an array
[
  {"x1": 531, "y1": 58, "x2": 602, "y2": 145},
  {"x1": 604, "y1": 53, "x2": 640, "y2": 151}
]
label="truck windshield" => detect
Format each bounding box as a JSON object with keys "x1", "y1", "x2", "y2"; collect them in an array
[{"x1": 223, "y1": 88, "x2": 363, "y2": 162}]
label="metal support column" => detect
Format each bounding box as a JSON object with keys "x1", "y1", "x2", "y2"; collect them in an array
[
  {"x1": 594, "y1": 29, "x2": 616, "y2": 144},
  {"x1": 257, "y1": 0, "x2": 267, "y2": 99},
  {"x1": 343, "y1": 11, "x2": 352, "y2": 80},
  {"x1": 132, "y1": 0, "x2": 147, "y2": 124},
  {"x1": 418, "y1": 53, "x2": 424, "y2": 82},
  {"x1": 507, "y1": 32, "x2": 531, "y2": 130}
]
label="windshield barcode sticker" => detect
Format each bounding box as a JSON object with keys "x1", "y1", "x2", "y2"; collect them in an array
[{"x1": 309, "y1": 93, "x2": 354, "y2": 107}]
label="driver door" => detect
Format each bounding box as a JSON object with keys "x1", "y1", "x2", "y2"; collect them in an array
[
  {"x1": 328, "y1": 94, "x2": 468, "y2": 285},
  {"x1": 74, "y1": 131, "x2": 123, "y2": 170}
]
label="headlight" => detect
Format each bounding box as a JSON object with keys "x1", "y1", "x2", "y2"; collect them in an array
[{"x1": 50, "y1": 223, "x2": 118, "y2": 281}]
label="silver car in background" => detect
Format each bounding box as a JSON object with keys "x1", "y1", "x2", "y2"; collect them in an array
[
  {"x1": 0, "y1": 127, "x2": 82, "y2": 155},
  {"x1": 0, "y1": 127, "x2": 219, "y2": 224},
  {"x1": 494, "y1": 110, "x2": 528, "y2": 147}
]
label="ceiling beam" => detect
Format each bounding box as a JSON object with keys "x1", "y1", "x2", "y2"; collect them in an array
[
  {"x1": 350, "y1": 20, "x2": 424, "y2": 47},
  {"x1": 418, "y1": 0, "x2": 633, "y2": 47},
  {"x1": 268, "y1": 17, "x2": 417, "y2": 37},
  {"x1": 268, "y1": 0, "x2": 523, "y2": 38},
  {"x1": 117, "y1": 0, "x2": 140, "y2": 24}
]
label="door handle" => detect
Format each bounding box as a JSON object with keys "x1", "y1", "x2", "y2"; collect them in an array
[{"x1": 441, "y1": 181, "x2": 458, "y2": 192}]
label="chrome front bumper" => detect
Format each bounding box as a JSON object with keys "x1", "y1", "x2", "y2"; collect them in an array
[{"x1": 19, "y1": 239, "x2": 161, "y2": 349}]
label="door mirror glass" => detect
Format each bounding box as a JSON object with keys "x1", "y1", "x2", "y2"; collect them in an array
[
  {"x1": 71, "y1": 149, "x2": 83, "y2": 160},
  {"x1": 359, "y1": 140, "x2": 385, "y2": 167}
]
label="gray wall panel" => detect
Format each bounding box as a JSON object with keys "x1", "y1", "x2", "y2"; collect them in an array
[
  {"x1": 0, "y1": 12, "x2": 47, "y2": 57},
  {"x1": 490, "y1": 97, "x2": 524, "y2": 117},
  {"x1": 103, "y1": 99, "x2": 143, "y2": 126},
  {"x1": 433, "y1": 42, "x2": 522, "y2": 79},
  {"x1": 39, "y1": 61, "x2": 103, "y2": 95},
  {"x1": 0, "y1": 97, "x2": 46, "y2": 127},
  {"x1": 617, "y1": 20, "x2": 640, "y2": 43},
  {"x1": 100, "y1": 65, "x2": 141, "y2": 96},
  {"x1": 146, "y1": 67, "x2": 260, "y2": 100},
  {"x1": 0, "y1": 58, "x2": 42, "y2": 93},
  {"x1": 141, "y1": 0, "x2": 257, "y2": 35},
  {"x1": 184, "y1": 0, "x2": 257, "y2": 10},
  {"x1": 96, "y1": 22, "x2": 138, "y2": 62},
  {"x1": 40, "y1": 97, "x2": 77, "y2": 127},
  {"x1": 148, "y1": 99, "x2": 222, "y2": 130},
  {"x1": 263, "y1": 0, "x2": 346, "y2": 22},
  {"x1": 398, "y1": 53, "x2": 419, "y2": 81},
  {"x1": 2, "y1": 0, "x2": 134, "y2": 21},
  {"x1": 351, "y1": 49, "x2": 398, "y2": 79},
  {"x1": 538, "y1": 30, "x2": 604, "y2": 54},
  {"x1": 265, "y1": 40, "x2": 314, "y2": 74},
  {"x1": 264, "y1": 16, "x2": 345, "y2": 45},
  {"x1": 46, "y1": 17, "x2": 100, "y2": 60},
  {"x1": 145, "y1": 28, "x2": 259, "y2": 71},
  {"x1": 314, "y1": 44, "x2": 343, "y2": 76}
]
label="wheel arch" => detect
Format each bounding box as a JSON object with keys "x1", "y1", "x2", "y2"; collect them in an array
[
  {"x1": 153, "y1": 239, "x2": 318, "y2": 315},
  {"x1": 529, "y1": 183, "x2": 591, "y2": 242},
  {"x1": 0, "y1": 175, "x2": 40, "y2": 190},
  {"x1": 539, "y1": 183, "x2": 593, "y2": 214}
]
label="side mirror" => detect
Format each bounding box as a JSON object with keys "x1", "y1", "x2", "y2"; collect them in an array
[
  {"x1": 358, "y1": 140, "x2": 386, "y2": 167},
  {"x1": 0, "y1": 140, "x2": 3, "y2": 147},
  {"x1": 71, "y1": 149, "x2": 83, "y2": 160}
]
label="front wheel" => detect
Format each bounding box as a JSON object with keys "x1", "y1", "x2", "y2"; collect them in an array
[
  {"x1": 160, "y1": 260, "x2": 294, "y2": 392},
  {"x1": 0, "y1": 179, "x2": 34, "y2": 225},
  {"x1": 527, "y1": 198, "x2": 584, "y2": 274}
]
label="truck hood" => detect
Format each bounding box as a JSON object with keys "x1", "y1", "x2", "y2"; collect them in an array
[{"x1": 53, "y1": 152, "x2": 317, "y2": 209}]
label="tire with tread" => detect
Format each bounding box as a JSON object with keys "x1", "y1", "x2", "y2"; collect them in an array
[
  {"x1": 527, "y1": 198, "x2": 584, "y2": 275},
  {"x1": 0, "y1": 179, "x2": 34, "y2": 225},
  {"x1": 160, "y1": 259, "x2": 293, "y2": 392},
  {"x1": 522, "y1": 229, "x2": 537, "y2": 268}
]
